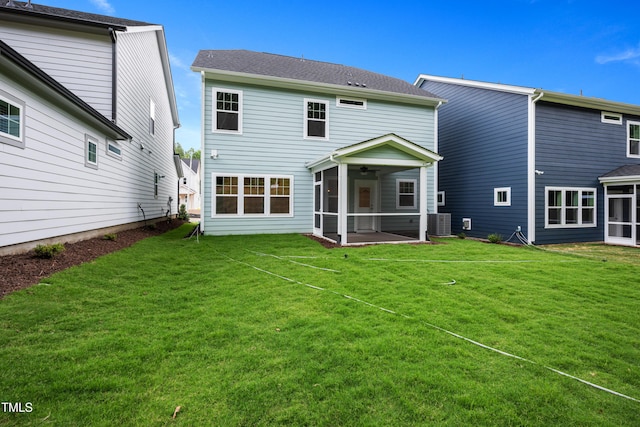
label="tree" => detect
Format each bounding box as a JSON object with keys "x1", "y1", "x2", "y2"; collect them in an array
[{"x1": 175, "y1": 142, "x2": 185, "y2": 157}]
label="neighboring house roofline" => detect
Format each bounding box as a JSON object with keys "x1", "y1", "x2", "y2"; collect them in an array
[
  {"x1": 0, "y1": 39, "x2": 131, "y2": 140},
  {"x1": 192, "y1": 50, "x2": 447, "y2": 107},
  {"x1": 415, "y1": 74, "x2": 535, "y2": 96},
  {"x1": 416, "y1": 74, "x2": 640, "y2": 116},
  {"x1": 0, "y1": 2, "x2": 151, "y2": 32}
]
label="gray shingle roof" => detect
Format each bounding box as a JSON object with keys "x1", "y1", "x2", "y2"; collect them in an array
[
  {"x1": 600, "y1": 165, "x2": 640, "y2": 178},
  {"x1": 192, "y1": 50, "x2": 441, "y2": 99},
  {"x1": 0, "y1": 1, "x2": 153, "y2": 29}
]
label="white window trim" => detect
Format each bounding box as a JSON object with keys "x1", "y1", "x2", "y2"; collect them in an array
[
  {"x1": 544, "y1": 186, "x2": 597, "y2": 228},
  {"x1": 396, "y1": 179, "x2": 417, "y2": 209},
  {"x1": 336, "y1": 96, "x2": 367, "y2": 110},
  {"x1": 0, "y1": 90, "x2": 25, "y2": 149},
  {"x1": 149, "y1": 98, "x2": 156, "y2": 136},
  {"x1": 437, "y1": 191, "x2": 445, "y2": 207},
  {"x1": 601, "y1": 111, "x2": 622, "y2": 125},
  {"x1": 494, "y1": 187, "x2": 511, "y2": 206},
  {"x1": 213, "y1": 88, "x2": 243, "y2": 134},
  {"x1": 303, "y1": 98, "x2": 329, "y2": 140},
  {"x1": 106, "y1": 140, "x2": 122, "y2": 160},
  {"x1": 84, "y1": 134, "x2": 98, "y2": 169},
  {"x1": 627, "y1": 120, "x2": 640, "y2": 158},
  {"x1": 154, "y1": 171, "x2": 159, "y2": 199},
  {"x1": 212, "y1": 173, "x2": 294, "y2": 217}
]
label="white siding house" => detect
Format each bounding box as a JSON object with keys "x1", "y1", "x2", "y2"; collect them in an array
[
  {"x1": 192, "y1": 50, "x2": 444, "y2": 245},
  {"x1": 0, "y1": 2, "x2": 180, "y2": 254}
]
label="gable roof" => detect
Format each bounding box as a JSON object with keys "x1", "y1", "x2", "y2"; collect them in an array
[
  {"x1": 599, "y1": 165, "x2": 640, "y2": 183},
  {"x1": 181, "y1": 158, "x2": 200, "y2": 174},
  {"x1": 0, "y1": 39, "x2": 130, "y2": 140},
  {"x1": 192, "y1": 50, "x2": 445, "y2": 107},
  {"x1": 0, "y1": 1, "x2": 152, "y2": 30}
]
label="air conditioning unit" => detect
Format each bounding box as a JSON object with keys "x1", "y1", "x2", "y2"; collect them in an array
[{"x1": 428, "y1": 213, "x2": 451, "y2": 236}]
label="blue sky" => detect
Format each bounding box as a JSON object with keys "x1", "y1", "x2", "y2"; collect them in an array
[{"x1": 40, "y1": 0, "x2": 640, "y2": 151}]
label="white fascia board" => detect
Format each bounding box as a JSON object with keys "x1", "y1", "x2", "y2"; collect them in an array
[
  {"x1": 123, "y1": 25, "x2": 164, "y2": 33},
  {"x1": 335, "y1": 134, "x2": 443, "y2": 162},
  {"x1": 598, "y1": 175, "x2": 640, "y2": 184},
  {"x1": 537, "y1": 90, "x2": 640, "y2": 116},
  {"x1": 415, "y1": 74, "x2": 535, "y2": 96},
  {"x1": 192, "y1": 67, "x2": 446, "y2": 107}
]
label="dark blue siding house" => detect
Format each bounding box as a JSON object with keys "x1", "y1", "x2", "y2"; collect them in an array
[{"x1": 416, "y1": 75, "x2": 640, "y2": 247}]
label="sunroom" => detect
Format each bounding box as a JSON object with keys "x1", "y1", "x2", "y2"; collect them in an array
[{"x1": 305, "y1": 133, "x2": 442, "y2": 245}]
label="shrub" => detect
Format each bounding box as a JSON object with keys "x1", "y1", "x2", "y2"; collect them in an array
[
  {"x1": 457, "y1": 232, "x2": 466, "y2": 239},
  {"x1": 103, "y1": 233, "x2": 117, "y2": 241},
  {"x1": 34, "y1": 243, "x2": 65, "y2": 259},
  {"x1": 178, "y1": 204, "x2": 189, "y2": 220},
  {"x1": 487, "y1": 233, "x2": 503, "y2": 244}
]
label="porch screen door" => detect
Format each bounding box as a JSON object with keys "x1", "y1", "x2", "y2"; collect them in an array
[{"x1": 355, "y1": 180, "x2": 375, "y2": 232}]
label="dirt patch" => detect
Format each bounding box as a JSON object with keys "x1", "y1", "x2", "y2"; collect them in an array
[{"x1": 0, "y1": 220, "x2": 187, "y2": 299}]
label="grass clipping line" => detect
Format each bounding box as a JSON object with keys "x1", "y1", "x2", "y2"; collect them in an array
[{"x1": 222, "y1": 251, "x2": 640, "y2": 405}]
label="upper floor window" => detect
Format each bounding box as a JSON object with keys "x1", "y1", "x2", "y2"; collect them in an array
[
  {"x1": 305, "y1": 99, "x2": 328, "y2": 139},
  {"x1": 628, "y1": 121, "x2": 640, "y2": 158},
  {"x1": 337, "y1": 97, "x2": 366, "y2": 110},
  {"x1": 149, "y1": 99, "x2": 156, "y2": 135},
  {"x1": 214, "y1": 88, "x2": 242, "y2": 133},
  {"x1": 601, "y1": 111, "x2": 622, "y2": 125},
  {"x1": 85, "y1": 135, "x2": 98, "y2": 169},
  {"x1": 545, "y1": 187, "x2": 596, "y2": 228},
  {"x1": 397, "y1": 179, "x2": 416, "y2": 209},
  {"x1": 0, "y1": 91, "x2": 25, "y2": 148},
  {"x1": 494, "y1": 187, "x2": 511, "y2": 206}
]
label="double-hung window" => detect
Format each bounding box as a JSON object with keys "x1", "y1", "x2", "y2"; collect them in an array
[
  {"x1": 545, "y1": 187, "x2": 596, "y2": 227},
  {"x1": 305, "y1": 99, "x2": 328, "y2": 139},
  {"x1": 628, "y1": 121, "x2": 640, "y2": 157},
  {"x1": 0, "y1": 91, "x2": 25, "y2": 148},
  {"x1": 397, "y1": 179, "x2": 416, "y2": 209},
  {"x1": 213, "y1": 174, "x2": 292, "y2": 216},
  {"x1": 214, "y1": 89, "x2": 242, "y2": 133}
]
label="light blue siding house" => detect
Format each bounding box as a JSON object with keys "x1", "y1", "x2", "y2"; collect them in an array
[
  {"x1": 191, "y1": 50, "x2": 444, "y2": 245},
  {"x1": 416, "y1": 75, "x2": 640, "y2": 247}
]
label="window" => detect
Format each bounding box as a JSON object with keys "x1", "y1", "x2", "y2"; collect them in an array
[
  {"x1": 149, "y1": 99, "x2": 156, "y2": 135},
  {"x1": 85, "y1": 134, "x2": 98, "y2": 169},
  {"x1": 154, "y1": 172, "x2": 159, "y2": 198},
  {"x1": 545, "y1": 187, "x2": 596, "y2": 227},
  {"x1": 437, "y1": 191, "x2": 445, "y2": 206},
  {"x1": 0, "y1": 91, "x2": 25, "y2": 148},
  {"x1": 213, "y1": 174, "x2": 292, "y2": 216},
  {"x1": 601, "y1": 111, "x2": 622, "y2": 125},
  {"x1": 337, "y1": 97, "x2": 366, "y2": 110},
  {"x1": 305, "y1": 99, "x2": 328, "y2": 139},
  {"x1": 397, "y1": 179, "x2": 416, "y2": 209},
  {"x1": 628, "y1": 121, "x2": 640, "y2": 157},
  {"x1": 214, "y1": 89, "x2": 242, "y2": 133},
  {"x1": 494, "y1": 187, "x2": 511, "y2": 206},
  {"x1": 107, "y1": 140, "x2": 122, "y2": 159}
]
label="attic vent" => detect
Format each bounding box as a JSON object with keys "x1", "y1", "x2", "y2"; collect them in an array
[{"x1": 337, "y1": 97, "x2": 367, "y2": 110}]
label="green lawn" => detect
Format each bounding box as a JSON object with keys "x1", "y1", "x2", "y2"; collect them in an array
[{"x1": 1, "y1": 224, "x2": 639, "y2": 426}]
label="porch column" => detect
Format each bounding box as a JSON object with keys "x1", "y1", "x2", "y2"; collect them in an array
[
  {"x1": 419, "y1": 165, "x2": 428, "y2": 242},
  {"x1": 338, "y1": 163, "x2": 349, "y2": 245}
]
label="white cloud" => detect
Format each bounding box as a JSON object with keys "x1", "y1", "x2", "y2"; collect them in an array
[
  {"x1": 596, "y1": 45, "x2": 640, "y2": 65},
  {"x1": 90, "y1": 0, "x2": 115, "y2": 15}
]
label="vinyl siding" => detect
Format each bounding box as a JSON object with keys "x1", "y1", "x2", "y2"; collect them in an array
[
  {"x1": 534, "y1": 101, "x2": 640, "y2": 244},
  {"x1": 203, "y1": 81, "x2": 436, "y2": 235},
  {"x1": 0, "y1": 73, "x2": 134, "y2": 247},
  {"x1": 0, "y1": 20, "x2": 113, "y2": 119},
  {"x1": 421, "y1": 81, "x2": 529, "y2": 239},
  {"x1": 116, "y1": 29, "x2": 179, "y2": 219}
]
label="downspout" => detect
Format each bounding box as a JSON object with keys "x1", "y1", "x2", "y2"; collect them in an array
[
  {"x1": 527, "y1": 91, "x2": 544, "y2": 244},
  {"x1": 199, "y1": 71, "x2": 206, "y2": 233},
  {"x1": 433, "y1": 101, "x2": 443, "y2": 215},
  {"x1": 109, "y1": 28, "x2": 118, "y2": 123}
]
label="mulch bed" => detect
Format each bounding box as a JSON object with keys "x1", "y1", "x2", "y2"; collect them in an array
[{"x1": 0, "y1": 220, "x2": 187, "y2": 299}]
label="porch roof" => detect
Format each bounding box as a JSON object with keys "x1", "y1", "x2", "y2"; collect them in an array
[
  {"x1": 305, "y1": 133, "x2": 443, "y2": 171},
  {"x1": 599, "y1": 165, "x2": 640, "y2": 183}
]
